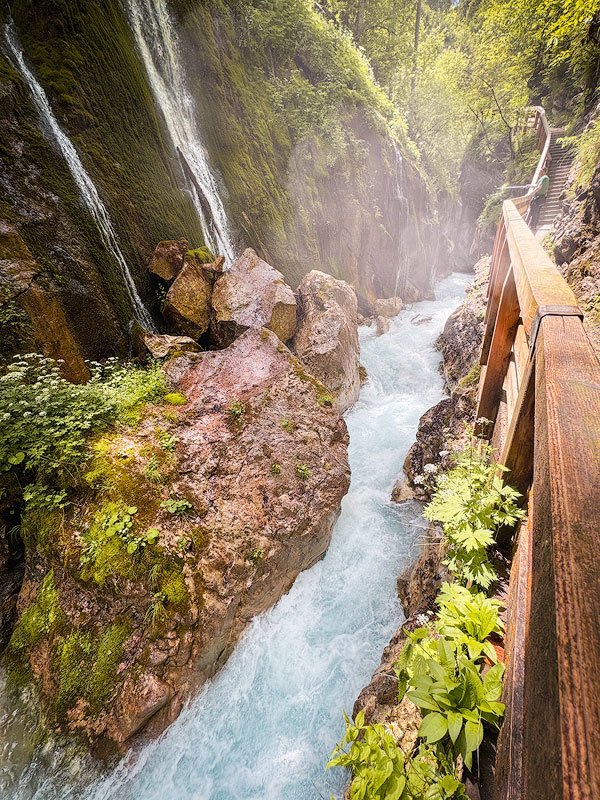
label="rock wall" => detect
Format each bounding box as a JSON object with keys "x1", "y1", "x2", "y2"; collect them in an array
[
  {"x1": 7, "y1": 328, "x2": 350, "y2": 748},
  {"x1": 0, "y1": 0, "x2": 446, "y2": 368}
]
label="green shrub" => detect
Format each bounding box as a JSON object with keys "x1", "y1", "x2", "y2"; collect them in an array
[
  {"x1": 424, "y1": 445, "x2": 524, "y2": 589},
  {"x1": 0, "y1": 354, "x2": 167, "y2": 483}
]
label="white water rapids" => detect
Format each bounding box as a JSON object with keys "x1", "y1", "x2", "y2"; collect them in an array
[
  {"x1": 125, "y1": 0, "x2": 236, "y2": 262},
  {"x1": 3, "y1": 23, "x2": 154, "y2": 332},
  {"x1": 0, "y1": 272, "x2": 470, "y2": 800}
]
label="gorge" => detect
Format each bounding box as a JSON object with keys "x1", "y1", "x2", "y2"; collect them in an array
[{"x1": 1, "y1": 1, "x2": 599, "y2": 799}]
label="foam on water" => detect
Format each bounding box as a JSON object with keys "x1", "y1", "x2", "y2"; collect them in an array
[{"x1": 1, "y1": 272, "x2": 470, "y2": 799}]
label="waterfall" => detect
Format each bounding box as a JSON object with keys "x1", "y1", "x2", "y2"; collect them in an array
[
  {"x1": 3, "y1": 23, "x2": 154, "y2": 332},
  {"x1": 125, "y1": 0, "x2": 236, "y2": 263},
  {"x1": 392, "y1": 143, "x2": 410, "y2": 299}
]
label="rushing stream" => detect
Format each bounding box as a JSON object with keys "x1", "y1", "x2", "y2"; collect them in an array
[{"x1": 0, "y1": 272, "x2": 470, "y2": 800}]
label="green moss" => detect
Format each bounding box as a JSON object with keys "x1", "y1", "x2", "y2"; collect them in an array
[
  {"x1": 19, "y1": 506, "x2": 62, "y2": 554},
  {"x1": 164, "y1": 392, "x2": 187, "y2": 406},
  {"x1": 9, "y1": 571, "x2": 65, "y2": 653},
  {"x1": 458, "y1": 364, "x2": 481, "y2": 390},
  {"x1": 160, "y1": 567, "x2": 188, "y2": 607},
  {"x1": 55, "y1": 621, "x2": 130, "y2": 714},
  {"x1": 186, "y1": 247, "x2": 215, "y2": 263}
]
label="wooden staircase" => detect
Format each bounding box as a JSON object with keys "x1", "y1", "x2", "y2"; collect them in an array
[{"x1": 535, "y1": 129, "x2": 573, "y2": 234}]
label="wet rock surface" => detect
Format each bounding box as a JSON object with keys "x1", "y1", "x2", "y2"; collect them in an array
[
  {"x1": 149, "y1": 239, "x2": 189, "y2": 282},
  {"x1": 162, "y1": 259, "x2": 214, "y2": 339},
  {"x1": 143, "y1": 333, "x2": 200, "y2": 359},
  {"x1": 12, "y1": 328, "x2": 350, "y2": 747},
  {"x1": 210, "y1": 249, "x2": 297, "y2": 348},
  {"x1": 292, "y1": 270, "x2": 360, "y2": 413}
]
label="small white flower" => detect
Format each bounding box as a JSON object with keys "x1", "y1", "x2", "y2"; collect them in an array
[
  {"x1": 439, "y1": 450, "x2": 450, "y2": 458},
  {"x1": 424, "y1": 463, "x2": 438, "y2": 474},
  {"x1": 413, "y1": 475, "x2": 424, "y2": 485}
]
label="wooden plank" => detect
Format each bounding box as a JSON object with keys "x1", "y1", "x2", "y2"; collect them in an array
[
  {"x1": 503, "y1": 201, "x2": 580, "y2": 335},
  {"x1": 481, "y1": 235, "x2": 511, "y2": 366},
  {"x1": 493, "y1": 517, "x2": 531, "y2": 800},
  {"x1": 500, "y1": 355, "x2": 535, "y2": 499},
  {"x1": 504, "y1": 354, "x2": 519, "y2": 424},
  {"x1": 476, "y1": 269, "x2": 521, "y2": 430},
  {"x1": 523, "y1": 315, "x2": 600, "y2": 800},
  {"x1": 513, "y1": 324, "x2": 529, "y2": 386}
]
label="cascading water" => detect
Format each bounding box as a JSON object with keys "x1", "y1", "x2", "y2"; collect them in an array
[
  {"x1": 125, "y1": 0, "x2": 235, "y2": 263},
  {"x1": 392, "y1": 143, "x2": 410, "y2": 299},
  {"x1": 3, "y1": 22, "x2": 154, "y2": 332},
  {"x1": 0, "y1": 272, "x2": 470, "y2": 800}
]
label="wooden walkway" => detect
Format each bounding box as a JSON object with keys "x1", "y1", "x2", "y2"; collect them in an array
[{"x1": 476, "y1": 108, "x2": 600, "y2": 800}]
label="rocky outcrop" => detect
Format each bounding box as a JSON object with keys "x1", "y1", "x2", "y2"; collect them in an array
[
  {"x1": 376, "y1": 316, "x2": 390, "y2": 336},
  {"x1": 143, "y1": 333, "x2": 200, "y2": 359},
  {"x1": 10, "y1": 328, "x2": 349, "y2": 747},
  {"x1": 163, "y1": 260, "x2": 214, "y2": 339},
  {"x1": 373, "y1": 297, "x2": 403, "y2": 318},
  {"x1": 553, "y1": 159, "x2": 600, "y2": 354},
  {"x1": 149, "y1": 240, "x2": 189, "y2": 282},
  {"x1": 394, "y1": 258, "x2": 488, "y2": 502},
  {"x1": 292, "y1": 270, "x2": 360, "y2": 413},
  {"x1": 210, "y1": 249, "x2": 297, "y2": 348}
]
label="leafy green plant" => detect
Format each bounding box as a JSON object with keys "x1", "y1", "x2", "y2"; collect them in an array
[
  {"x1": 327, "y1": 712, "x2": 467, "y2": 799},
  {"x1": 146, "y1": 591, "x2": 167, "y2": 628},
  {"x1": 296, "y1": 463, "x2": 310, "y2": 480},
  {"x1": 395, "y1": 632, "x2": 504, "y2": 771},
  {"x1": 0, "y1": 354, "x2": 167, "y2": 483},
  {"x1": 317, "y1": 393, "x2": 334, "y2": 407},
  {"x1": 270, "y1": 462, "x2": 282, "y2": 475},
  {"x1": 424, "y1": 446, "x2": 523, "y2": 589},
  {"x1": 160, "y1": 497, "x2": 193, "y2": 516},
  {"x1": 144, "y1": 455, "x2": 163, "y2": 483},
  {"x1": 247, "y1": 547, "x2": 265, "y2": 564},
  {"x1": 227, "y1": 401, "x2": 246, "y2": 425},
  {"x1": 23, "y1": 483, "x2": 69, "y2": 511},
  {"x1": 327, "y1": 711, "x2": 408, "y2": 800},
  {"x1": 156, "y1": 430, "x2": 178, "y2": 453},
  {"x1": 435, "y1": 582, "x2": 504, "y2": 663},
  {"x1": 125, "y1": 527, "x2": 160, "y2": 555}
]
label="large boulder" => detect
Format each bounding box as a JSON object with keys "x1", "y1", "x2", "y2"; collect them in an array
[
  {"x1": 292, "y1": 270, "x2": 360, "y2": 413},
  {"x1": 373, "y1": 296, "x2": 403, "y2": 318},
  {"x1": 210, "y1": 248, "x2": 297, "y2": 347},
  {"x1": 143, "y1": 333, "x2": 200, "y2": 359},
  {"x1": 10, "y1": 329, "x2": 349, "y2": 746},
  {"x1": 149, "y1": 239, "x2": 189, "y2": 282},
  {"x1": 162, "y1": 260, "x2": 213, "y2": 339}
]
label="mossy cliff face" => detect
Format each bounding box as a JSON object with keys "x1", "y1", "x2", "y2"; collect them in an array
[
  {"x1": 1, "y1": 0, "x2": 443, "y2": 367},
  {"x1": 7, "y1": 330, "x2": 350, "y2": 748},
  {"x1": 0, "y1": 0, "x2": 204, "y2": 368},
  {"x1": 175, "y1": 0, "x2": 441, "y2": 308}
]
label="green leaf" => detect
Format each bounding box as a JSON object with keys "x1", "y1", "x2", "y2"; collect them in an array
[
  {"x1": 126, "y1": 541, "x2": 138, "y2": 554},
  {"x1": 418, "y1": 712, "x2": 448, "y2": 744},
  {"x1": 447, "y1": 710, "x2": 463, "y2": 743},
  {"x1": 464, "y1": 719, "x2": 484, "y2": 753}
]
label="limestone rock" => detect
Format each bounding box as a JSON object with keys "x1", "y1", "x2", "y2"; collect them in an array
[
  {"x1": 143, "y1": 333, "x2": 200, "y2": 359},
  {"x1": 210, "y1": 248, "x2": 296, "y2": 347},
  {"x1": 149, "y1": 239, "x2": 189, "y2": 282},
  {"x1": 13, "y1": 328, "x2": 349, "y2": 747},
  {"x1": 373, "y1": 296, "x2": 403, "y2": 318},
  {"x1": 162, "y1": 260, "x2": 213, "y2": 339},
  {"x1": 375, "y1": 315, "x2": 390, "y2": 336},
  {"x1": 292, "y1": 270, "x2": 360, "y2": 413}
]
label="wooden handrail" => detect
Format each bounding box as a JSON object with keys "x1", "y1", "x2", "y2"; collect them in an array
[
  {"x1": 528, "y1": 106, "x2": 552, "y2": 193},
  {"x1": 476, "y1": 192, "x2": 600, "y2": 799}
]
